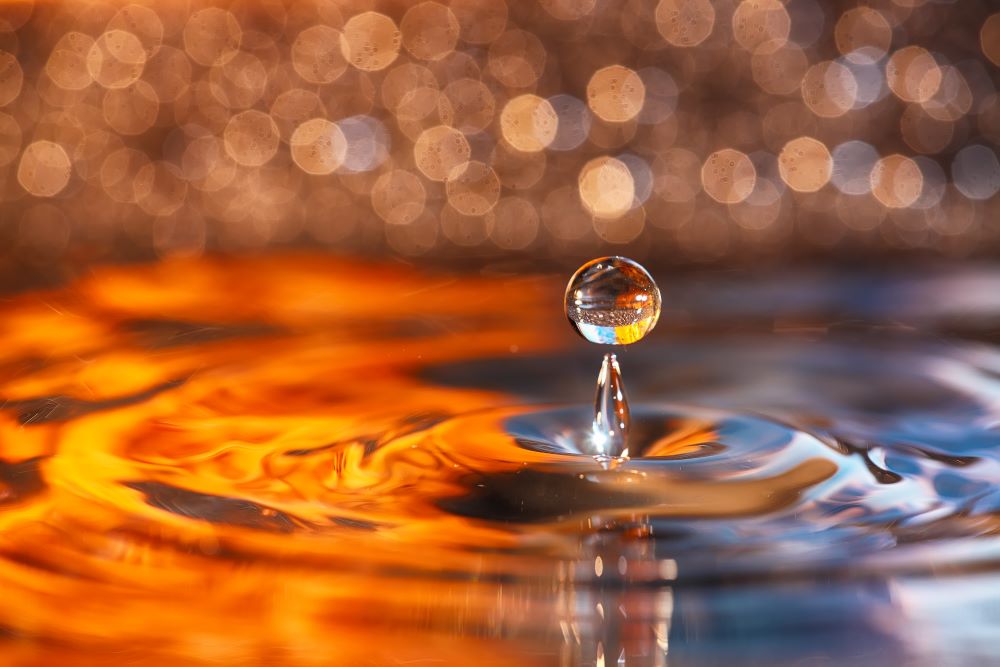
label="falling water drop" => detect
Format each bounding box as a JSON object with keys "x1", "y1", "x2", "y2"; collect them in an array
[
  {"x1": 565, "y1": 257, "x2": 661, "y2": 345},
  {"x1": 565, "y1": 256, "x2": 660, "y2": 467}
]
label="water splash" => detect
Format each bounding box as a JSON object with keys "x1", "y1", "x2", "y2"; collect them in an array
[
  {"x1": 565, "y1": 256, "x2": 660, "y2": 466},
  {"x1": 590, "y1": 352, "x2": 630, "y2": 467}
]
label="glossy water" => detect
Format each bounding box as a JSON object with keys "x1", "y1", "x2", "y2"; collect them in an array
[
  {"x1": 0, "y1": 255, "x2": 998, "y2": 666},
  {"x1": 565, "y1": 256, "x2": 661, "y2": 345},
  {"x1": 589, "y1": 352, "x2": 630, "y2": 465}
]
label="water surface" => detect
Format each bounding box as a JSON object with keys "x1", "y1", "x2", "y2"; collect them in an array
[{"x1": 0, "y1": 255, "x2": 997, "y2": 666}]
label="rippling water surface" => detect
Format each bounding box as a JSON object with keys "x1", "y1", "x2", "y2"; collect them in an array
[{"x1": 0, "y1": 255, "x2": 998, "y2": 666}]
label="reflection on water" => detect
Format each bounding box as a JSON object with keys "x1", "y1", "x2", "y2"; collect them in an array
[{"x1": 0, "y1": 254, "x2": 998, "y2": 665}]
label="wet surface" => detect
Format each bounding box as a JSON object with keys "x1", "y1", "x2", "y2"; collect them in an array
[{"x1": 0, "y1": 254, "x2": 997, "y2": 665}]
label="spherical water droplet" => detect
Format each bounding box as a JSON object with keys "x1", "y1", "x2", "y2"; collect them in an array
[{"x1": 564, "y1": 256, "x2": 660, "y2": 345}]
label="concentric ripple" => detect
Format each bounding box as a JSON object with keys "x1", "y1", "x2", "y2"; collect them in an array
[{"x1": 0, "y1": 255, "x2": 998, "y2": 664}]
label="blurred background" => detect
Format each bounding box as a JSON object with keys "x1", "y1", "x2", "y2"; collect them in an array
[{"x1": 0, "y1": 0, "x2": 997, "y2": 288}]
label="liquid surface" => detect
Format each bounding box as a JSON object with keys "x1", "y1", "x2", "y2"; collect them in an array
[
  {"x1": 0, "y1": 255, "x2": 998, "y2": 666},
  {"x1": 565, "y1": 256, "x2": 661, "y2": 345}
]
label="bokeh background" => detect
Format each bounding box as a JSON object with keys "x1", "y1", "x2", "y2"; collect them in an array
[{"x1": 0, "y1": 0, "x2": 997, "y2": 287}]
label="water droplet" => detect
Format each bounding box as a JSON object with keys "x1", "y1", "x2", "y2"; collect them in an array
[
  {"x1": 565, "y1": 256, "x2": 659, "y2": 468},
  {"x1": 564, "y1": 256, "x2": 661, "y2": 345},
  {"x1": 590, "y1": 352, "x2": 630, "y2": 467}
]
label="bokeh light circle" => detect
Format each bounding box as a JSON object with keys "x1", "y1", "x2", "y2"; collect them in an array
[
  {"x1": 579, "y1": 156, "x2": 635, "y2": 218},
  {"x1": 871, "y1": 154, "x2": 923, "y2": 208},
  {"x1": 655, "y1": 0, "x2": 716, "y2": 47},
  {"x1": 87, "y1": 30, "x2": 146, "y2": 89},
  {"x1": 500, "y1": 94, "x2": 558, "y2": 153},
  {"x1": 801, "y1": 60, "x2": 858, "y2": 117},
  {"x1": 445, "y1": 160, "x2": 500, "y2": 216},
  {"x1": 372, "y1": 169, "x2": 427, "y2": 225},
  {"x1": 292, "y1": 25, "x2": 347, "y2": 84},
  {"x1": 401, "y1": 2, "x2": 459, "y2": 62},
  {"x1": 835, "y1": 7, "x2": 891, "y2": 64},
  {"x1": 831, "y1": 140, "x2": 879, "y2": 195},
  {"x1": 183, "y1": 8, "x2": 241, "y2": 67},
  {"x1": 732, "y1": 0, "x2": 790, "y2": 53},
  {"x1": 779, "y1": 136, "x2": 832, "y2": 193},
  {"x1": 224, "y1": 110, "x2": 280, "y2": 167},
  {"x1": 340, "y1": 12, "x2": 401, "y2": 72},
  {"x1": 290, "y1": 118, "x2": 347, "y2": 175},
  {"x1": 439, "y1": 78, "x2": 495, "y2": 134},
  {"x1": 547, "y1": 94, "x2": 591, "y2": 151},
  {"x1": 587, "y1": 65, "x2": 646, "y2": 123},
  {"x1": 414, "y1": 125, "x2": 470, "y2": 181},
  {"x1": 18, "y1": 140, "x2": 72, "y2": 197},
  {"x1": 980, "y1": 14, "x2": 1000, "y2": 67},
  {"x1": 701, "y1": 148, "x2": 756, "y2": 204},
  {"x1": 886, "y1": 46, "x2": 942, "y2": 103},
  {"x1": 951, "y1": 145, "x2": 1000, "y2": 201},
  {"x1": 0, "y1": 50, "x2": 23, "y2": 105}
]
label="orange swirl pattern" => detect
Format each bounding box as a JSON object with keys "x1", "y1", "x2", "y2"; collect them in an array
[{"x1": 0, "y1": 255, "x2": 569, "y2": 664}]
